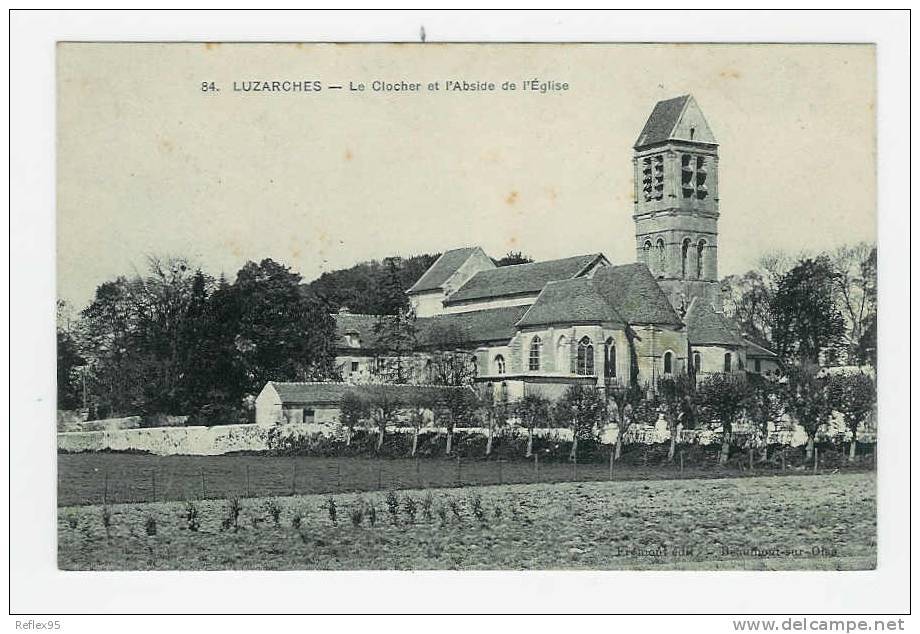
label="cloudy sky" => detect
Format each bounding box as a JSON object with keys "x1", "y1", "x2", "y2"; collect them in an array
[{"x1": 58, "y1": 43, "x2": 876, "y2": 309}]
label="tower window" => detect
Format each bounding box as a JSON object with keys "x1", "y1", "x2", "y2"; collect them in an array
[
  {"x1": 656, "y1": 238, "x2": 666, "y2": 271},
  {"x1": 528, "y1": 336, "x2": 542, "y2": 371},
  {"x1": 696, "y1": 240, "x2": 707, "y2": 279},
  {"x1": 681, "y1": 154, "x2": 709, "y2": 199},
  {"x1": 681, "y1": 238, "x2": 691, "y2": 278},
  {"x1": 641, "y1": 155, "x2": 664, "y2": 202},
  {"x1": 643, "y1": 240, "x2": 652, "y2": 266},
  {"x1": 577, "y1": 337, "x2": 595, "y2": 375}
]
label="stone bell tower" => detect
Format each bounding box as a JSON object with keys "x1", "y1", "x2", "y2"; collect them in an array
[{"x1": 633, "y1": 95, "x2": 721, "y2": 313}]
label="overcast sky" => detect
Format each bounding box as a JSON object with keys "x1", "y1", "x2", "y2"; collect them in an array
[{"x1": 58, "y1": 43, "x2": 876, "y2": 309}]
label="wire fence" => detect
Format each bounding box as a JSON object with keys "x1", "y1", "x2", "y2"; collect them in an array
[{"x1": 57, "y1": 446, "x2": 875, "y2": 508}]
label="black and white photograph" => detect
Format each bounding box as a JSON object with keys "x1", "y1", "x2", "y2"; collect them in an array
[{"x1": 8, "y1": 8, "x2": 911, "y2": 623}]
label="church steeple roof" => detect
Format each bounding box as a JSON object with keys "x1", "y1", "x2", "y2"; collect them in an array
[{"x1": 634, "y1": 94, "x2": 717, "y2": 149}]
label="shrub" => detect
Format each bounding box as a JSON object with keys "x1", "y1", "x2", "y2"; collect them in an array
[
  {"x1": 184, "y1": 501, "x2": 200, "y2": 532},
  {"x1": 64, "y1": 513, "x2": 79, "y2": 530},
  {"x1": 101, "y1": 505, "x2": 113, "y2": 538},
  {"x1": 422, "y1": 492, "x2": 434, "y2": 523},
  {"x1": 187, "y1": 402, "x2": 248, "y2": 427},
  {"x1": 291, "y1": 510, "x2": 304, "y2": 530},
  {"x1": 449, "y1": 498, "x2": 463, "y2": 522},
  {"x1": 368, "y1": 502, "x2": 378, "y2": 528},
  {"x1": 437, "y1": 504, "x2": 448, "y2": 526},
  {"x1": 493, "y1": 505, "x2": 503, "y2": 521},
  {"x1": 264, "y1": 500, "x2": 282, "y2": 526},
  {"x1": 144, "y1": 515, "x2": 157, "y2": 536},
  {"x1": 385, "y1": 490, "x2": 400, "y2": 525},
  {"x1": 403, "y1": 496, "x2": 418, "y2": 524},
  {"x1": 468, "y1": 492, "x2": 485, "y2": 524},
  {"x1": 325, "y1": 497, "x2": 338, "y2": 525},
  {"x1": 221, "y1": 496, "x2": 243, "y2": 532},
  {"x1": 349, "y1": 503, "x2": 364, "y2": 527}
]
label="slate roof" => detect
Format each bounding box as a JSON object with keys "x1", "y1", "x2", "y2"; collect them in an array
[
  {"x1": 267, "y1": 382, "x2": 467, "y2": 406},
  {"x1": 406, "y1": 246, "x2": 482, "y2": 294},
  {"x1": 745, "y1": 339, "x2": 779, "y2": 359},
  {"x1": 516, "y1": 263, "x2": 682, "y2": 328},
  {"x1": 634, "y1": 95, "x2": 690, "y2": 148},
  {"x1": 333, "y1": 312, "x2": 379, "y2": 348},
  {"x1": 445, "y1": 254, "x2": 604, "y2": 304},
  {"x1": 684, "y1": 297, "x2": 745, "y2": 346},
  {"x1": 517, "y1": 278, "x2": 626, "y2": 328},
  {"x1": 592, "y1": 263, "x2": 684, "y2": 326},
  {"x1": 416, "y1": 305, "x2": 530, "y2": 346}
]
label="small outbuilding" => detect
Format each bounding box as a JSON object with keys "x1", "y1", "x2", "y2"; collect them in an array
[{"x1": 254, "y1": 381, "x2": 468, "y2": 428}]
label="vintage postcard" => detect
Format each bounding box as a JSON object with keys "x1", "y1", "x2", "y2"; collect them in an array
[{"x1": 55, "y1": 42, "x2": 877, "y2": 572}]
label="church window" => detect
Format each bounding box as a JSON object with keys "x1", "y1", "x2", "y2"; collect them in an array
[
  {"x1": 681, "y1": 238, "x2": 691, "y2": 278},
  {"x1": 557, "y1": 335, "x2": 569, "y2": 372},
  {"x1": 696, "y1": 156, "x2": 708, "y2": 199},
  {"x1": 577, "y1": 336, "x2": 595, "y2": 375},
  {"x1": 693, "y1": 352, "x2": 702, "y2": 373},
  {"x1": 656, "y1": 238, "x2": 666, "y2": 271},
  {"x1": 681, "y1": 154, "x2": 695, "y2": 198},
  {"x1": 653, "y1": 155, "x2": 664, "y2": 200},
  {"x1": 528, "y1": 336, "x2": 542, "y2": 371},
  {"x1": 696, "y1": 240, "x2": 706, "y2": 279},
  {"x1": 641, "y1": 157, "x2": 652, "y2": 202},
  {"x1": 723, "y1": 352, "x2": 732, "y2": 373},
  {"x1": 604, "y1": 337, "x2": 617, "y2": 378},
  {"x1": 643, "y1": 240, "x2": 652, "y2": 265},
  {"x1": 494, "y1": 355, "x2": 506, "y2": 375},
  {"x1": 663, "y1": 351, "x2": 673, "y2": 375}
]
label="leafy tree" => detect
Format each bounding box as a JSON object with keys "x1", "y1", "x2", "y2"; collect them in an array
[
  {"x1": 605, "y1": 385, "x2": 644, "y2": 461},
  {"x1": 514, "y1": 392, "x2": 552, "y2": 457},
  {"x1": 657, "y1": 375, "x2": 696, "y2": 462},
  {"x1": 436, "y1": 388, "x2": 476, "y2": 455},
  {"x1": 366, "y1": 386, "x2": 404, "y2": 451},
  {"x1": 232, "y1": 259, "x2": 338, "y2": 393},
  {"x1": 829, "y1": 243, "x2": 877, "y2": 364},
  {"x1": 827, "y1": 371, "x2": 876, "y2": 461},
  {"x1": 553, "y1": 384, "x2": 606, "y2": 461},
  {"x1": 747, "y1": 374, "x2": 786, "y2": 461},
  {"x1": 784, "y1": 362, "x2": 832, "y2": 461},
  {"x1": 57, "y1": 327, "x2": 85, "y2": 410},
  {"x1": 721, "y1": 270, "x2": 774, "y2": 345},
  {"x1": 771, "y1": 256, "x2": 846, "y2": 364},
  {"x1": 339, "y1": 391, "x2": 370, "y2": 447},
  {"x1": 494, "y1": 251, "x2": 534, "y2": 267},
  {"x1": 697, "y1": 373, "x2": 752, "y2": 465},
  {"x1": 474, "y1": 383, "x2": 508, "y2": 456},
  {"x1": 424, "y1": 324, "x2": 476, "y2": 386},
  {"x1": 404, "y1": 390, "x2": 433, "y2": 456}
]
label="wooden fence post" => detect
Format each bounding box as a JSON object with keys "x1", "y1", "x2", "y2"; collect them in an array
[
  {"x1": 415, "y1": 457, "x2": 421, "y2": 489},
  {"x1": 456, "y1": 456, "x2": 462, "y2": 488},
  {"x1": 151, "y1": 469, "x2": 157, "y2": 503},
  {"x1": 781, "y1": 449, "x2": 786, "y2": 472},
  {"x1": 749, "y1": 448, "x2": 754, "y2": 472},
  {"x1": 534, "y1": 453, "x2": 539, "y2": 475},
  {"x1": 200, "y1": 468, "x2": 206, "y2": 500},
  {"x1": 609, "y1": 450, "x2": 614, "y2": 480},
  {"x1": 679, "y1": 450, "x2": 684, "y2": 475},
  {"x1": 498, "y1": 459, "x2": 503, "y2": 485},
  {"x1": 103, "y1": 469, "x2": 109, "y2": 506},
  {"x1": 377, "y1": 461, "x2": 382, "y2": 491},
  {"x1": 290, "y1": 458, "x2": 296, "y2": 495},
  {"x1": 813, "y1": 447, "x2": 819, "y2": 474},
  {"x1": 337, "y1": 460, "x2": 342, "y2": 493},
  {"x1": 246, "y1": 464, "x2": 251, "y2": 498}
]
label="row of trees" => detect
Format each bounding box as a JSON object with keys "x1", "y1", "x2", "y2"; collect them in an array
[
  {"x1": 721, "y1": 242, "x2": 876, "y2": 366},
  {"x1": 328, "y1": 367, "x2": 876, "y2": 464},
  {"x1": 58, "y1": 257, "x2": 338, "y2": 422}
]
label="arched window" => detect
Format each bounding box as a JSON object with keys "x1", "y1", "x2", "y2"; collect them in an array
[
  {"x1": 681, "y1": 238, "x2": 691, "y2": 279},
  {"x1": 643, "y1": 240, "x2": 652, "y2": 266},
  {"x1": 494, "y1": 355, "x2": 505, "y2": 375},
  {"x1": 656, "y1": 238, "x2": 666, "y2": 270},
  {"x1": 528, "y1": 336, "x2": 542, "y2": 371},
  {"x1": 663, "y1": 350, "x2": 673, "y2": 375},
  {"x1": 604, "y1": 337, "x2": 617, "y2": 378},
  {"x1": 693, "y1": 352, "x2": 702, "y2": 373},
  {"x1": 577, "y1": 336, "x2": 595, "y2": 375},
  {"x1": 556, "y1": 335, "x2": 569, "y2": 372},
  {"x1": 697, "y1": 240, "x2": 707, "y2": 279},
  {"x1": 723, "y1": 352, "x2": 732, "y2": 373}
]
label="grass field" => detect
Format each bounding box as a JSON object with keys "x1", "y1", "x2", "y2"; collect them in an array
[
  {"x1": 57, "y1": 451, "x2": 863, "y2": 507},
  {"x1": 57, "y1": 472, "x2": 876, "y2": 570}
]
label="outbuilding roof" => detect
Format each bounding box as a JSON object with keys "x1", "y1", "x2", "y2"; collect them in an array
[
  {"x1": 406, "y1": 246, "x2": 485, "y2": 294},
  {"x1": 334, "y1": 312, "x2": 380, "y2": 348},
  {"x1": 685, "y1": 298, "x2": 745, "y2": 347},
  {"x1": 744, "y1": 338, "x2": 779, "y2": 359},
  {"x1": 445, "y1": 253, "x2": 605, "y2": 305},
  {"x1": 265, "y1": 381, "x2": 468, "y2": 406}
]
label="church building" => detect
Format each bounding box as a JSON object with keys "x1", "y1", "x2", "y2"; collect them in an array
[{"x1": 333, "y1": 95, "x2": 778, "y2": 400}]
